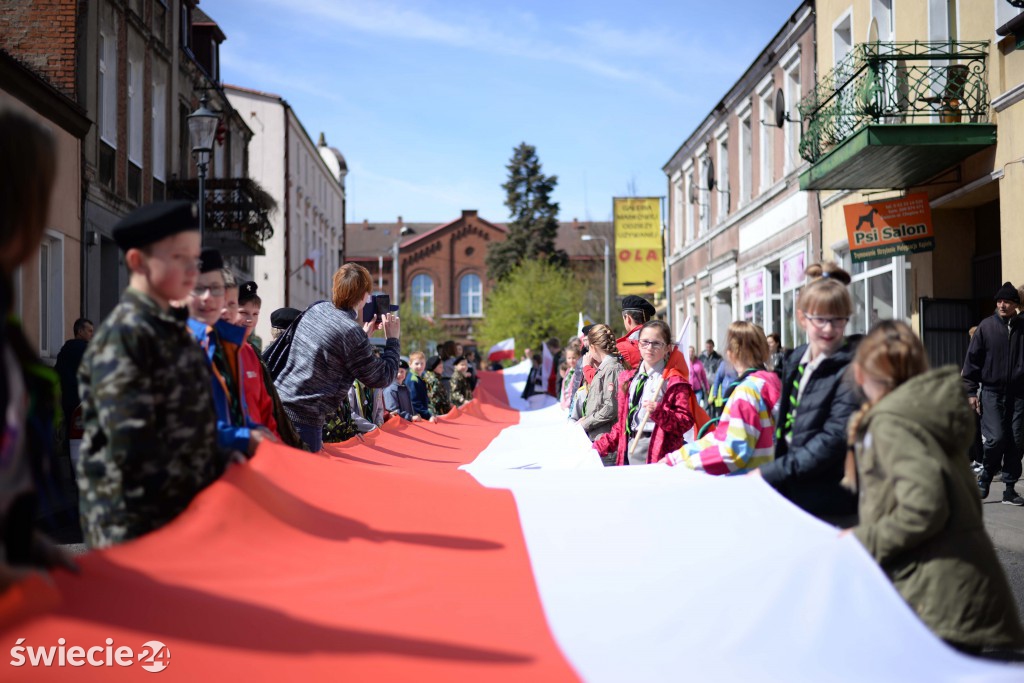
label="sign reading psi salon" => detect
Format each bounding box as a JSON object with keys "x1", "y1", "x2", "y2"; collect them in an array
[{"x1": 843, "y1": 193, "x2": 935, "y2": 263}]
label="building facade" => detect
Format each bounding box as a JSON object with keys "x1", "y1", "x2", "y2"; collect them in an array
[
  {"x1": 664, "y1": 1, "x2": 817, "y2": 351},
  {"x1": 225, "y1": 85, "x2": 347, "y2": 344},
  {"x1": 0, "y1": 8, "x2": 91, "y2": 362},
  {"x1": 801, "y1": 0, "x2": 1024, "y2": 365}
]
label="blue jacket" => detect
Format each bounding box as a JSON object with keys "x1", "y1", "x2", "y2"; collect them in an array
[
  {"x1": 405, "y1": 372, "x2": 432, "y2": 419},
  {"x1": 383, "y1": 380, "x2": 415, "y2": 420},
  {"x1": 188, "y1": 318, "x2": 254, "y2": 454}
]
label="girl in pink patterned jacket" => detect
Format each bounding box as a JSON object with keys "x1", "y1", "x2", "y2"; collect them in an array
[{"x1": 665, "y1": 321, "x2": 781, "y2": 473}]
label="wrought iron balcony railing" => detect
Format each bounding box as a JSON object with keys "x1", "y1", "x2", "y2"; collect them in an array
[
  {"x1": 168, "y1": 177, "x2": 276, "y2": 254},
  {"x1": 798, "y1": 41, "x2": 990, "y2": 163}
]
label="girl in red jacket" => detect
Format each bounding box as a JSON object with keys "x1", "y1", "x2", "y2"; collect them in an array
[{"x1": 595, "y1": 320, "x2": 696, "y2": 465}]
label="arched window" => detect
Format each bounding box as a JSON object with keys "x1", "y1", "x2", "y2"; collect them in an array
[
  {"x1": 411, "y1": 274, "x2": 434, "y2": 317},
  {"x1": 459, "y1": 273, "x2": 482, "y2": 316}
]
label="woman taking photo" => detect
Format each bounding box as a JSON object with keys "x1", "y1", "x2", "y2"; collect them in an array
[
  {"x1": 274, "y1": 264, "x2": 401, "y2": 452},
  {"x1": 594, "y1": 320, "x2": 695, "y2": 465},
  {"x1": 577, "y1": 325, "x2": 628, "y2": 464}
]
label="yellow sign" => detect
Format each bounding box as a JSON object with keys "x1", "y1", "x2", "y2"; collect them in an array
[{"x1": 613, "y1": 197, "x2": 664, "y2": 296}]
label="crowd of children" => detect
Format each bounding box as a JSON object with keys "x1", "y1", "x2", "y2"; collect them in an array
[{"x1": 2, "y1": 107, "x2": 1022, "y2": 657}]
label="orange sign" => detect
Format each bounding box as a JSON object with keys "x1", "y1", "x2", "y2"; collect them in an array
[{"x1": 843, "y1": 193, "x2": 934, "y2": 263}]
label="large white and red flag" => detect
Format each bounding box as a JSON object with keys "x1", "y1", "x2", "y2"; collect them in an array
[
  {"x1": 487, "y1": 338, "x2": 515, "y2": 363},
  {"x1": 1, "y1": 367, "x2": 1015, "y2": 682}
]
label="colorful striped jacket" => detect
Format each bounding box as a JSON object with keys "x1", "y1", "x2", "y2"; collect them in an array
[{"x1": 665, "y1": 369, "x2": 781, "y2": 474}]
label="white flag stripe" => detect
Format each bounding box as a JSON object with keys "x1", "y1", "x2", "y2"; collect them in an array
[{"x1": 463, "y1": 364, "x2": 1016, "y2": 683}]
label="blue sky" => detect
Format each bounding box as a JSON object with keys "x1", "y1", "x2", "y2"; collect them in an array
[{"x1": 209, "y1": 0, "x2": 802, "y2": 225}]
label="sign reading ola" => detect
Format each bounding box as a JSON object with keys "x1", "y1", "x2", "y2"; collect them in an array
[
  {"x1": 613, "y1": 197, "x2": 664, "y2": 296},
  {"x1": 842, "y1": 193, "x2": 935, "y2": 263}
]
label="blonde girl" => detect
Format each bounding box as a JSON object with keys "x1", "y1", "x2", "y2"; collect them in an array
[
  {"x1": 666, "y1": 322, "x2": 781, "y2": 474},
  {"x1": 845, "y1": 321, "x2": 1024, "y2": 654},
  {"x1": 753, "y1": 262, "x2": 860, "y2": 526}
]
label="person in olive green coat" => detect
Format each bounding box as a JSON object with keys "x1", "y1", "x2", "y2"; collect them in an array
[{"x1": 845, "y1": 321, "x2": 1024, "y2": 654}]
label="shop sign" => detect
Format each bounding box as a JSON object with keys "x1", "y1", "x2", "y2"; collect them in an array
[
  {"x1": 843, "y1": 193, "x2": 935, "y2": 263},
  {"x1": 742, "y1": 271, "x2": 765, "y2": 303}
]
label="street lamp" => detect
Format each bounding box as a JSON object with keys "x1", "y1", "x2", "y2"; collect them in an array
[
  {"x1": 187, "y1": 94, "x2": 218, "y2": 242},
  {"x1": 581, "y1": 234, "x2": 610, "y2": 325}
]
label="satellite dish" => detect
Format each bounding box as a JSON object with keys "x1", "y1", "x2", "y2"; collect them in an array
[
  {"x1": 774, "y1": 88, "x2": 787, "y2": 128},
  {"x1": 706, "y1": 158, "x2": 716, "y2": 192}
]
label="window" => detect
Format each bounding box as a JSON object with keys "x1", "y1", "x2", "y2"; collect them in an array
[
  {"x1": 152, "y1": 61, "x2": 168, "y2": 183},
  {"x1": 780, "y1": 250, "x2": 807, "y2": 349},
  {"x1": 672, "y1": 175, "x2": 684, "y2": 250},
  {"x1": 181, "y1": 3, "x2": 191, "y2": 50},
  {"x1": 98, "y1": 28, "x2": 117, "y2": 147},
  {"x1": 739, "y1": 111, "x2": 753, "y2": 204},
  {"x1": 834, "y1": 13, "x2": 853, "y2": 68},
  {"x1": 684, "y1": 168, "x2": 695, "y2": 244},
  {"x1": 459, "y1": 274, "x2": 482, "y2": 316},
  {"x1": 716, "y1": 137, "x2": 729, "y2": 220},
  {"x1": 741, "y1": 270, "x2": 766, "y2": 328},
  {"x1": 698, "y1": 157, "x2": 710, "y2": 235},
  {"x1": 38, "y1": 233, "x2": 64, "y2": 358},
  {"x1": 127, "y1": 55, "x2": 144, "y2": 165},
  {"x1": 759, "y1": 84, "x2": 774, "y2": 192},
  {"x1": 411, "y1": 274, "x2": 434, "y2": 317},
  {"x1": 784, "y1": 56, "x2": 801, "y2": 172},
  {"x1": 871, "y1": 0, "x2": 894, "y2": 41}
]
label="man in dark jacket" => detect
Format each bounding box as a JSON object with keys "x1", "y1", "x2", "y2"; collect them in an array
[
  {"x1": 962, "y1": 282, "x2": 1024, "y2": 506},
  {"x1": 53, "y1": 318, "x2": 93, "y2": 423},
  {"x1": 698, "y1": 339, "x2": 723, "y2": 379}
]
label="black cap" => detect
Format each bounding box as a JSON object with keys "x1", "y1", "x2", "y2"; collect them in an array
[
  {"x1": 112, "y1": 200, "x2": 198, "y2": 251},
  {"x1": 995, "y1": 282, "x2": 1020, "y2": 304},
  {"x1": 426, "y1": 355, "x2": 442, "y2": 373},
  {"x1": 621, "y1": 295, "x2": 656, "y2": 318},
  {"x1": 269, "y1": 307, "x2": 301, "y2": 329},
  {"x1": 239, "y1": 281, "x2": 258, "y2": 304},
  {"x1": 199, "y1": 248, "x2": 223, "y2": 273},
  {"x1": 581, "y1": 324, "x2": 596, "y2": 336},
  {"x1": 399, "y1": 359, "x2": 410, "y2": 370}
]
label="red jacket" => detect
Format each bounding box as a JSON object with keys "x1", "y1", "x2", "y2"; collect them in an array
[
  {"x1": 594, "y1": 363, "x2": 696, "y2": 465},
  {"x1": 240, "y1": 341, "x2": 279, "y2": 438}
]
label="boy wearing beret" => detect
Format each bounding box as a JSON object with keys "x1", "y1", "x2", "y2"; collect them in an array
[
  {"x1": 77, "y1": 201, "x2": 226, "y2": 547},
  {"x1": 616, "y1": 295, "x2": 656, "y2": 369}
]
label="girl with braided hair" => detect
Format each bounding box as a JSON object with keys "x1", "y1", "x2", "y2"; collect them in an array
[
  {"x1": 844, "y1": 320, "x2": 1024, "y2": 655},
  {"x1": 578, "y1": 325, "x2": 628, "y2": 461}
]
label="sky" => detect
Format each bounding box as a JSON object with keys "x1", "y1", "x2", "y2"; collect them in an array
[{"x1": 208, "y1": 0, "x2": 803, "y2": 225}]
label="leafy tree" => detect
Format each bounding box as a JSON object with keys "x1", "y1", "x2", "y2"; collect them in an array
[
  {"x1": 486, "y1": 142, "x2": 567, "y2": 282},
  {"x1": 477, "y1": 259, "x2": 585, "y2": 356},
  {"x1": 397, "y1": 301, "x2": 448, "y2": 355}
]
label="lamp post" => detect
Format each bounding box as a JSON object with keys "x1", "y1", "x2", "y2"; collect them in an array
[
  {"x1": 582, "y1": 234, "x2": 610, "y2": 325},
  {"x1": 392, "y1": 226, "x2": 412, "y2": 307},
  {"x1": 187, "y1": 94, "x2": 218, "y2": 242}
]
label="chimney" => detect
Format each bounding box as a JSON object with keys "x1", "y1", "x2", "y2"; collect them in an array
[
  {"x1": 397, "y1": 216, "x2": 403, "y2": 226},
  {"x1": 362, "y1": 219, "x2": 371, "y2": 230},
  {"x1": 318, "y1": 132, "x2": 326, "y2": 146},
  {"x1": 461, "y1": 209, "x2": 478, "y2": 219},
  {"x1": 573, "y1": 217, "x2": 581, "y2": 230}
]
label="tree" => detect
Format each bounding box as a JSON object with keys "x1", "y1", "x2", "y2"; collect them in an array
[
  {"x1": 397, "y1": 302, "x2": 448, "y2": 355},
  {"x1": 477, "y1": 259, "x2": 585, "y2": 357},
  {"x1": 486, "y1": 142, "x2": 567, "y2": 282}
]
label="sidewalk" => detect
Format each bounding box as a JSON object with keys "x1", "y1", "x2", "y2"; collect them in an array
[{"x1": 981, "y1": 487, "x2": 1024, "y2": 619}]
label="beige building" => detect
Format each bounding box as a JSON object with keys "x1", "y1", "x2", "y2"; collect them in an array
[
  {"x1": 664, "y1": 1, "x2": 816, "y2": 351},
  {"x1": 802, "y1": 0, "x2": 1024, "y2": 365}
]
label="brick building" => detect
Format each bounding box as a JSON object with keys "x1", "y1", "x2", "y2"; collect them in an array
[
  {"x1": 346, "y1": 214, "x2": 614, "y2": 347},
  {"x1": 0, "y1": 1, "x2": 91, "y2": 361}
]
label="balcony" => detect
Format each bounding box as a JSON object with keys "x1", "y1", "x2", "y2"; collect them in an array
[
  {"x1": 168, "y1": 177, "x2": 276, "y2": 256},
  {"x1": 798, "y1": 41, "x2": 996, "y2": 191}
]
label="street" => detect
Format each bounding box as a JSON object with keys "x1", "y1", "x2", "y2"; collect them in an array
[{"x1": 982, "y1": 492, "x2": 1024, "y2": 620}]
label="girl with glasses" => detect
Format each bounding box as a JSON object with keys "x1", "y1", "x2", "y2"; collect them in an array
[
  {"x1": 752, "y1": 261, "x2": 862, "y2": 527},
  {"x1": 594, "y1": 320, "x2": 700, "y2": 466}
]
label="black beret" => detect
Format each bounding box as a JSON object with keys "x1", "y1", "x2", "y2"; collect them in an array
[
  {"x1": 426, "y1": 355, "x2": 442, "y2": 372},
  {"x1": 239, "y1": 281, "x2": 258, "y2": 304},
  {"x1": 621, "y1": 295, "x2": 656, "y2": 317},
  {"x1": 199, "y1": 248, "x2": 224, "y2": 273},
  {"x1": 112, "y1": 200, "x2": 198, "y2": 251},
  {"x1": 994, "y1": 282, "x2": 1020, "y2": 304},
  {"x1": 581, "y1": 324, "x2": 596, "y2": 336},
  {"x1": 399, "y1": 359, "x2": 410, "y2": 370},
  {"x1": 269, "y1": 307, "x2": 301, "y2": 329}
]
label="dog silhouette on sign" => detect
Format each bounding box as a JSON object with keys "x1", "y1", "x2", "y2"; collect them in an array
[{"x1": 855, "y1": 207, "x2": 881, "y2": 231}]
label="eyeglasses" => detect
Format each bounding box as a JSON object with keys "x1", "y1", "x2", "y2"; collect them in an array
[
  {"x1": 803, "y1": 314, "x2": 849, "y2": 330},
  {"x1": 192, "y1": 285, "x2": 225, "y2": 297},
  {"x1": 638, "y1": 340, "x2": 667, "y2": 350}
]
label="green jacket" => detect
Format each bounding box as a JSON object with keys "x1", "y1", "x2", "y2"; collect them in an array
[{"x1": 852, "y1": 366, "x2": 1024, "y2": 650}]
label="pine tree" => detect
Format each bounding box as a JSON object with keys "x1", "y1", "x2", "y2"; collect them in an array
[{"x1": 486, "y1": 143, "x2": 567, "y2": 282}]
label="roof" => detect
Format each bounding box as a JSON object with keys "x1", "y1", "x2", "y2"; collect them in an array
[
  {"x1": 192, "y1": 7, "x2": 227, "y2": 42},
  {"x1": 345, "y1": 215, "x2": 613, "y2": 260}
]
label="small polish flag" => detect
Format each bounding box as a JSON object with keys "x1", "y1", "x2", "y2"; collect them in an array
[
  {"x1": 302, "y1": 249, "x2": 322, "y2": 274},
  {"x1": 487, "y1": 338, "x2": 515, "y2": 363},
  {"x1": 577, "y1": 312, "x2": 584, "y2": 341}
]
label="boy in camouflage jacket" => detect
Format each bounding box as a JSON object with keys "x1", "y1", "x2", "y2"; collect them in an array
[
  {"x1": 449, "y1": 356, "x2": 474, "y2": 407},
  {"x1": 77, "y1": 202, "x2": 226, "y2": 548}
]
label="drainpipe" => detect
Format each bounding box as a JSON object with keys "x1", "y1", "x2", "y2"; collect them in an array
[{"x1": 283, "y1": 103, "x2": 290, "y2": 306}]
